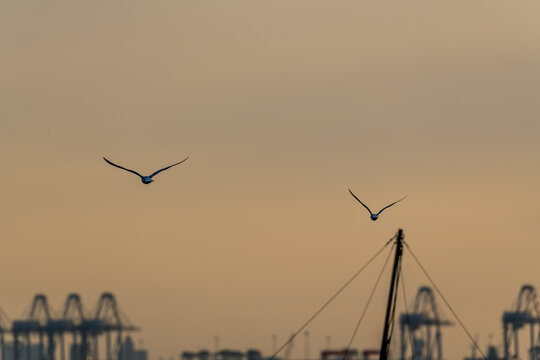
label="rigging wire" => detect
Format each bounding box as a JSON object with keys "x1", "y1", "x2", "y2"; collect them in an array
[
  {"x1": 403, "y1": 240, "x2": 487, "y2": 360},
  {"x1": 345, "y1": 243, "x2": 394, "y2": 350},
  {"x1": 268, "y1": 235, "x2": 397, "y2": 360},
  {"x1": 383, "y1": 242, "x2": 402, "y2": 359}
]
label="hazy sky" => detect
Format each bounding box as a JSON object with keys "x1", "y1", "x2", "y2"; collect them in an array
[{"x1": 1, "y1": 2, "x2": 540, "y2": 360}]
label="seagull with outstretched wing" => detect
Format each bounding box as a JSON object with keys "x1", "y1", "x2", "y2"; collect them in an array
[
  {"x1": 103, "y1": 157, "x2": 189, "y2": 184},
  {"x1": 348, "y1": 189, "x2": 406, "y2": 221}
]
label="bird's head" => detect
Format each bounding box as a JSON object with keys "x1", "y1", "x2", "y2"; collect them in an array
[
  {"x1": 370, "y1": 214, "x2": 378, "y2": 221},
  {"x1": 141, "y1": 177, "x2": 154, "y2": 184}
]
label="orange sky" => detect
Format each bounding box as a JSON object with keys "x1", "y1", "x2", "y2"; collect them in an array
[{"x1": 1, "y1": 2, "x2": 540, "y2": 360}]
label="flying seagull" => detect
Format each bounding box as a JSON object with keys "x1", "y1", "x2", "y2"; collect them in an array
[
  {"x1": 103, "y1": 157, "x2": 189, "y2": 184},
  {"x1": 348, "y1": 189, "x2": 406, "y2": 221}
]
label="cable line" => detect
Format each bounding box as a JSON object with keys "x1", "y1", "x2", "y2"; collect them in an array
[
  {"x1": 403, "y1": 241, "x2": 487, "y2": 360},
  {"x1": 268, "y1": 236, "x2": 396, "y2": 360},
  {"x1": 345, "y1": 243, "x2": 394, "y2": 350}
]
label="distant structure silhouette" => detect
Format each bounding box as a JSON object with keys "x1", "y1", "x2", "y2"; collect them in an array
[
  {"x1": 503, "y1": 284, "x2": 540, "y2": 360},
  {"x1": 348, "y1": 189, "x2": 406, "y2": 221},
  {"x1": 6, "y1": 292, "x2": 138, "y2": 360},
  {"x1": 103, "y1": 157, "x2": 189, "y2": 184},
  {"x1": 398, "y1": 286, "x2": 453, "y2": 360},
  {"x1": 119, "y1": 336, "x2": 148, "y2": 360}
]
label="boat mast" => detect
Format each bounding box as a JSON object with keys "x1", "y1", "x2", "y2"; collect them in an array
[{"x1": 379, "y1": 229, "x2": 404, "y2": 360}]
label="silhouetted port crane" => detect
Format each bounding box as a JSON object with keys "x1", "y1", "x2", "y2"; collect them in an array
[
  {"x1": 10, "y1": 292, "x2": 138, "y2": 360},
  {"x1": 12, "y1": 294, "x2": 54, "y2": 360},
  {"x1": 399, "y1": 286, "x2": 453, "y2": 360},
  {"x1": 95, "y1": 292, "x2": 138, "y2": 360},
  {"x1": 62, "y1": 293, "x2": 87, "y2": 360},
  {"x1": 502, "y1": 285, "x2": 540, "y2": 360}
]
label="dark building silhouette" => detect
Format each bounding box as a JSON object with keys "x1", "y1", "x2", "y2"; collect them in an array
[
  {"x1": 118, "y1": 336, "x2": 148, "y2": 360},
  {"x1": 464, "y1": 346, "x2": 503, "y2": 360},
  {"x1": 246, "y1": 349, "x2": 262, "y2": 360},
  {"x1": 4, "y1": 344, "x2": 42, "y2": 360}
]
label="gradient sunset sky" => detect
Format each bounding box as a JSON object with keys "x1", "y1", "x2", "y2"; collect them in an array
[{"x1": 1, "y1": 2, "x2": 540, "y2": 360}]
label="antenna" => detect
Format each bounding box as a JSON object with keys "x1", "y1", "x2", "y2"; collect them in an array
[{"x1": 379, "y1": 229, "x2": 404, "y2": 360}]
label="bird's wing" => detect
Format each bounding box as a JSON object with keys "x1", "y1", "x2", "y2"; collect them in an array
[
  {"x1": 348, "y1": 189, "x2": 373, "y2": 215},
  {"x1": 149, "y1": 156, "x2": 189, "y2": 178},
  {"x1": 375, "y1": 196, "x2": 407, "y2": 215},
  {"x1": 103, "y1": 157, "x2": 144, "y2": 178}
]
